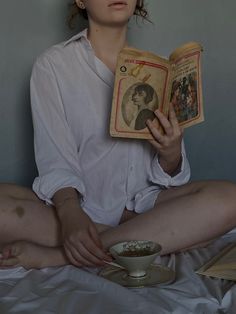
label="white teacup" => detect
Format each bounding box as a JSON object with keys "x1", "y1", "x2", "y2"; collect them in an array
[{"x1": 109, "y1": 240, "x2": 162, "y2": 278}]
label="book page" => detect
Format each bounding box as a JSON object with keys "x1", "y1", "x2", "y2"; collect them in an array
[
  {"x1": 168, "y1": 42, "x2": 204, "y2": 128},
  {"x1": 196, "y1": 243, "x2": 236, "y2": 281},
  {"x1": 110, "y1": 47, "x2": 171, "y2": 139}
]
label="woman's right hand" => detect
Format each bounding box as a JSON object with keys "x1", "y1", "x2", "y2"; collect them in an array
[
  {"x1": 53, "y1": 187, "x2": 112, "y2": 268},
  {"x1": 61, "y1": 209, "x2": 112, "y2": 267}
]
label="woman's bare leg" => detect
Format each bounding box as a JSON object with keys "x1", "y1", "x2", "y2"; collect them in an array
[
  {"x1": 1, "y1": 180, "x2": 236, "y2": 268},
  {"x1": 100, "y1": 180, "x2": 236, "y2": 254},
  {"x1": 0, "y1": 184, "x2": 110, "y2": 269},
  {"x1": 0, "y1": 241, "x2": 69, "y2": 269}
]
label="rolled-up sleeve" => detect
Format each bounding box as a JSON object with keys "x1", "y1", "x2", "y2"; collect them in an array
[
  {"x1": 130, "y1": 140, "x2": 191, "y2": 214},
  {"x1": 149, "y1": 140, "x2": 191, "y2": 187},
  {"x1": 30, "y1": 56, "x2": 85, "y2": 203}
]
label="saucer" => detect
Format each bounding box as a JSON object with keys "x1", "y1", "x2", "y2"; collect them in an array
[{"x1": 99, "y1": 264, "x2": 175, "y2": 288}]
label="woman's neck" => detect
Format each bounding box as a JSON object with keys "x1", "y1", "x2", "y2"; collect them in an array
[{"x1": 87, "y1": 24, "x2": 128, "y2": 73}]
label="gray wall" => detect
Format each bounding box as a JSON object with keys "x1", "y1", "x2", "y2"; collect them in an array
[{"x1": 0, "y1": 0, "x2": 236, "y2": 186}]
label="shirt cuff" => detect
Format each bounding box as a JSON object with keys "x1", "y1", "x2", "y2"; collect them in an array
[
  {"x1": 32, "y1": 169, "x2": 85, "y2": 204},
  {"x1": 150, "y1": 151, "x2": 191, "y2": 187}
]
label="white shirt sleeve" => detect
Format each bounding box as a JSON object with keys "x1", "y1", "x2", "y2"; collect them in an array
[
  {"x1": 30, "y1": 55, "x2": 85, "y2": 203},
  {"x1": 131, "y1": 140, "x2": 191, "y2": 214},
  {"x1": 149, "y1": 140, "x2": 191, "y2": 187}
]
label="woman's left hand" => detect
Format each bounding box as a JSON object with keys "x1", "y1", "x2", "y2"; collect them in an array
[{"x1": 146, "y1": 103, "x2": 183, "y2": 176}]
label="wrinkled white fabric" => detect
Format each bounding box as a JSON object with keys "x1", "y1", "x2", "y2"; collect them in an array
[
  {"x1": 0, "y1": 230, "x2": 235, "y2": 313},
  {"x1": 31, "y1": 29, "x2": 190, "y2": 226}
]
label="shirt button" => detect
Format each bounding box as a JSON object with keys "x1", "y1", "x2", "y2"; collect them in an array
[{"x1": 130, "y1": 166, "x2": 134, "y2": 171}]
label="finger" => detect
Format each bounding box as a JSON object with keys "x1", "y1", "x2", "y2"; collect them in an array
[
  {"x1": 74, "y1": 244, "x2": 104, "y2": 266},
  {"x1": 1, "y1": 243, "x2": 22, "y2": 261},
  {"x1": 75, "y1": 245, "x2": 104, "y2": 266},
  {"x1": 88, "y1": 224, "x2": 103, "y2": 249},
  {"x1": 81, "y1": 237, "x2": 111, "y2": 265},
  {"x1": 148, "y1": 139, "x2": 162, "y2": 151},
  {"x1": 66, "y1": 231, "x2": 110, "y2": 266},
  {"x1": 65, "y1": 236, "x2": 105, "y2": 266},
  {"x1": 64, "y1": 244, "x2": 91, "y2": 267},
  {"x1": 2, "y1": 249, "x2": 11, "y2": 260},
  {"x1": 0, "y1": 257, "x2": 19, "y2": 267},
  {"x1": 88, "y1": 224, "x2": 111, "y2": 259},
  {"x1": 146, "y1": 119, "x2": 165, "y2": 144},
  {"x1": 179, "y1": 125, "x2": 184, "y2": 135},
  {"x1": 168, "y1": 103, "x2": 180, "y2": 129},
  {"x1": 0, "y1": 243, "x2": 22, "y2": 268},
  {"x1": 64, "y1": 245, "x2": 80, "y2": 266},
  {"x1": 88, "y1": 226, "x2": 112, "y2": 261},
  {"x1": 154, "y1": 109, "x2": 173, "y2": 136}
]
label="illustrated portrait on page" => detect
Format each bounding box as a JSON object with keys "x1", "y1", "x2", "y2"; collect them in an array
[{"x1": 121, "y1": 82, "x2": 159, "y2": 131}]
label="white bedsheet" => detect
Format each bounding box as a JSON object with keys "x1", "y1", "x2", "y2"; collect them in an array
[{"x1": 0, "y1": 230, "x2": 236, "y2": 314}]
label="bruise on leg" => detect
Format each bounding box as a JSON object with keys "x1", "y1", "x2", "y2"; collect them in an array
[{"x1": 12, "y1": 206, "x2": 25, "y2": 218}]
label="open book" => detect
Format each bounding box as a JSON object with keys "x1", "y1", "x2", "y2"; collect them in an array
[
  {"x1": 110, "y1": 42, "x2": 204, "y2": 139},
  {"x1": 196, "y1": 243, "x2": 236, "y2": 281}
]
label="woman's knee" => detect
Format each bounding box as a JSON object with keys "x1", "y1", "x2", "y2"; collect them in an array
[
  {"x1": 0, "y1": 183, "x2": 38, "y2": 201},
  {"x1": 156, "y1": 180, "x2": 236, "y2": 214},
  {"x1": 200, "y1": 180, "x2": 236, "y2": 199},
  {"x1": 202, "y1": 181, "x2": 236, "y2": 224},
  {"x1": 218, "y1": 181, "x2": 236, "y2": 213}
]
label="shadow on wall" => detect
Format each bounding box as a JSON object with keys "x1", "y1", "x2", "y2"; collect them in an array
[{"x1": 0, "y1": 0, "x2": 86, "y2": 186}]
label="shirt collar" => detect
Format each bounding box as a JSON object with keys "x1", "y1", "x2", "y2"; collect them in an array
[
  {"x1": 64, "y1": 28, "x2": 114, "y2": 87},
  {"x1": 63, "y1": 28, "x2": 90, "y2": 47}
]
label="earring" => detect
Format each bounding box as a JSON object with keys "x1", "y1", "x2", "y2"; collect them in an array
[{"x1": 78, "y1": 1, "x2": 85, "y2": 9}]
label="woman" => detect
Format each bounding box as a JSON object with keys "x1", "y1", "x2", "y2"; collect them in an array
[{"x1": 0, "y1": 0, "x2": 236, "y2": 269}]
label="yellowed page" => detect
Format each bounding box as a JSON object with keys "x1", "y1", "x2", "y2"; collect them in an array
[
  {"x1": 110, "y1": 47, "x2": 171, "y2": 139},
  {"x1": 168, "y1": 42, "x2": 204, "y2": 128}
]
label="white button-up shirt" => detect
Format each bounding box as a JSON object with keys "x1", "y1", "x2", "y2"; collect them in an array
[{"x1": 31, "y1": 29, "x2": 190, "y2": 226}]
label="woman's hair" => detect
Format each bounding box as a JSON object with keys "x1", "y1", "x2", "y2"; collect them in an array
[
  {"x1": 68, "y1": 1, "x2": 149, "y2": 29},
  {"x1": 134, "y1": 83, "x2": 154, "y2": 104}
]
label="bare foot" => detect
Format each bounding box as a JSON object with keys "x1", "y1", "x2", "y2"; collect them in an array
[{"x1": 0, "y1": 241, "x2": 69, "y2": 269}]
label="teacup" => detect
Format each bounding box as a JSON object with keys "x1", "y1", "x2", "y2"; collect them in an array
[{"x1": 109, "y1": 240, "x2": 162, "y2": 278}]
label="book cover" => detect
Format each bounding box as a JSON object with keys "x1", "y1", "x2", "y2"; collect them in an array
[{"x1": 196, "y1": 243, "x2": 236, "y2": 281}]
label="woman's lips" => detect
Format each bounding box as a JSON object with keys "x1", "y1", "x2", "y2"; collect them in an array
[{"x1": 108, "y1": 2, "x2": 128, "y2": 9}]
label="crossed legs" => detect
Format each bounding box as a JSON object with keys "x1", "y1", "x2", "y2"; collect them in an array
[
  {"x1": 102, "y1": 181, "x2": 236, "y2": 253},
  {"x1": 0, "y1": 181, "x2": 236, "y2": 269}
]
